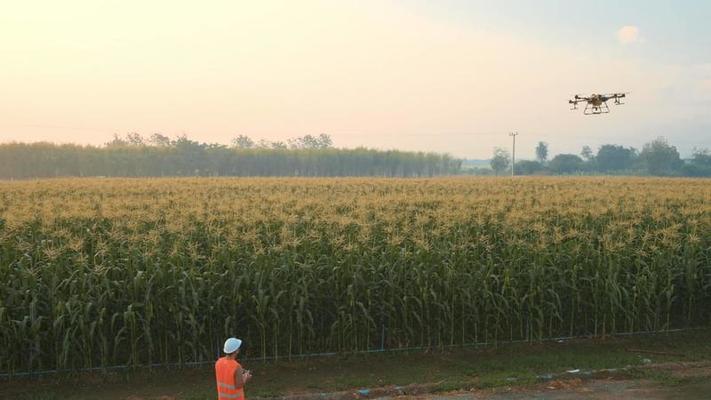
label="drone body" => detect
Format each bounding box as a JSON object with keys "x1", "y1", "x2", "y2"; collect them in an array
[{"x1": 569, "y1": 93, "x2": 628, "y2": 115}]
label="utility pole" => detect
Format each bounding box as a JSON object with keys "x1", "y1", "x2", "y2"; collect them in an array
[{"x1": 509, "y1": 132, "x2": 518, "y2": 177}]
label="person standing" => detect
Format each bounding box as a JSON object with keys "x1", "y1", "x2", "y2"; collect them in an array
[{"x1": 215, "y1": 337, "x2": 252, "y2": 400}]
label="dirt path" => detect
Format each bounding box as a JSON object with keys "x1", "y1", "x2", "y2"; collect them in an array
[
  {"x1": 389, "y1": 381, "x2": 649, "y2": 399},
  {"x1": 389, "y1": 380, "x2": 704, "y2": 400},
  {"x1": 4, "y1": 348, "x2": 711, "y2": 400},
  {"x1": 379, "y1": 363, "x2": 711, "y2": 400}
]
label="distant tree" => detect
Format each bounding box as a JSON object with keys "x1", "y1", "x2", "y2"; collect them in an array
[
  {"x1": 465, "y1": 167, "x2": 495, "y2": 176},
  {"x1": 682, "y1": 148, "x2": 711, "y2": 177},
  {"x1": 126, "y1": 133, "x2": 145, "y2": 146},
  {"x1": 0, "y1": 138, "x2": 463, "y2": 178},
  {"x1": 490, "y1": 147, "x2": 511, "y2": 176},
  {"x1": 289, "y1": 134, "x2": 333, "y2": 149},
  {"x1": 515, "y1": 160, "x2": 545, "y2": 175},
  {"x1": 105, "y1": 133, "x2": 129, "y2": 147},
  {"x1": 691, "y1": 148, "x2": 711, "y2": 166},
  {"x1": 535, "y1": 142, "x2": 549, "y2": 163},
  {"x1": 317, "y1": 133, "x2": 333, "y2": 148},
  {"x1": 254, "y1": 139, "x2": 272, "y2": 148},
  {"x1": 549, "y1": 154, "x2": 584, "y2": 174},
  {"x1": 270, "y1": 141, "x2": 288, "y2": 150},
  {"x1": 173, "y1": 135, "x2": 208, "y2": 175},
  {"x1": 639, "y1": 137, "x2": 683, "y2": 176},
  {"x1": 232, "y1": 135, "x2": 255, "y2": 149},
  {"x1": 580, "y1": 145, "x2": 594, "y2": 161},
  {"x1": 595, "y1": 144, "x2": 637, "y2": 172},
  {"x1": 150, "y1": 133, "x2": 172, "y2": 147},
  {"x1": 287, "y1": 137, "x2": 302, "y2": 149}
]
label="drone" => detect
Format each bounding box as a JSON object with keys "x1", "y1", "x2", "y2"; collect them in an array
[{"x1": 569, "y1": 93, "x2": 628, "y2": 115}]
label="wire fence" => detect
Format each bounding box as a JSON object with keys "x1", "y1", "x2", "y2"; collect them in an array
[{"x1": 2, "y1": 326, "x2": 704, "y2": 380}]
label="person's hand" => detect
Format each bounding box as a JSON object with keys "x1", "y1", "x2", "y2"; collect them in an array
[{"x1": 244, "y1": 370, "x2": 252, "y2": 381}]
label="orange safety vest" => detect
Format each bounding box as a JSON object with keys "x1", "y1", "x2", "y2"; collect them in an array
[{"x1": 215, "y1": 357, "x2": 245, "y2": 400}]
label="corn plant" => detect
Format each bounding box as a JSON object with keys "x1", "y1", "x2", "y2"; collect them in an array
[{"x1": 0, "y1": 177, "x2": 709, "y2": 373}]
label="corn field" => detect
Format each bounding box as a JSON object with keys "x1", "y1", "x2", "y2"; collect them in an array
[{"x1": 1, "y1": 177, "x2": 710, "y2": 374}]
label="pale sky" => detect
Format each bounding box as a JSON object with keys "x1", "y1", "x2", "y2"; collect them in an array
[{"x1": 1, "y1": 0, "x2": 709, "y2": 158}]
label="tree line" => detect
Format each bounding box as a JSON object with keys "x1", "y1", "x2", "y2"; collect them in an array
[
  {"x1": 2, "y1": 133, "x2": 708, "y2": 179},
  {"x1": 487, "y1": 137, "x2": 711, "y2": 177},
  {"x1": 0, "y1": 134, "x2": 462, "y2": 179}
]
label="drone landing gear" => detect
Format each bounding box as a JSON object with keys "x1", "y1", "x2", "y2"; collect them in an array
[{"x1": 583, "y1": 102, "x2": 611, "y2": 115}]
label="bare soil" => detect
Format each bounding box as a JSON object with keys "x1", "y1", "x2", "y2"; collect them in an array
[{"x1": 394, "y1": 363, "x2": 711, "y2": 400}]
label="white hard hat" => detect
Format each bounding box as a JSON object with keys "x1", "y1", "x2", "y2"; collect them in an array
[{"x1": 223, "y1": 337, "x2": 242, "y2": 354}]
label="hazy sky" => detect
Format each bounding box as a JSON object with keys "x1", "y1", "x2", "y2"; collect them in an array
[{"x1": 1, "y1": 0, "x2": 709, "y2": 158}]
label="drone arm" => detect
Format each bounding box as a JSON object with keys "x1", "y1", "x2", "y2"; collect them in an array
[{"x1": 601, "y1": 93, "x2": 627, "y2": 99}]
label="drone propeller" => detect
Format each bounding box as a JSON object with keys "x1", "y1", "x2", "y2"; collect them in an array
[
  {"x1": 602, "y1": 92, "x2": 629, "y2": 98},
  {"x1": 613, "y1": 92, "x2": 629, "y2": 104}
]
